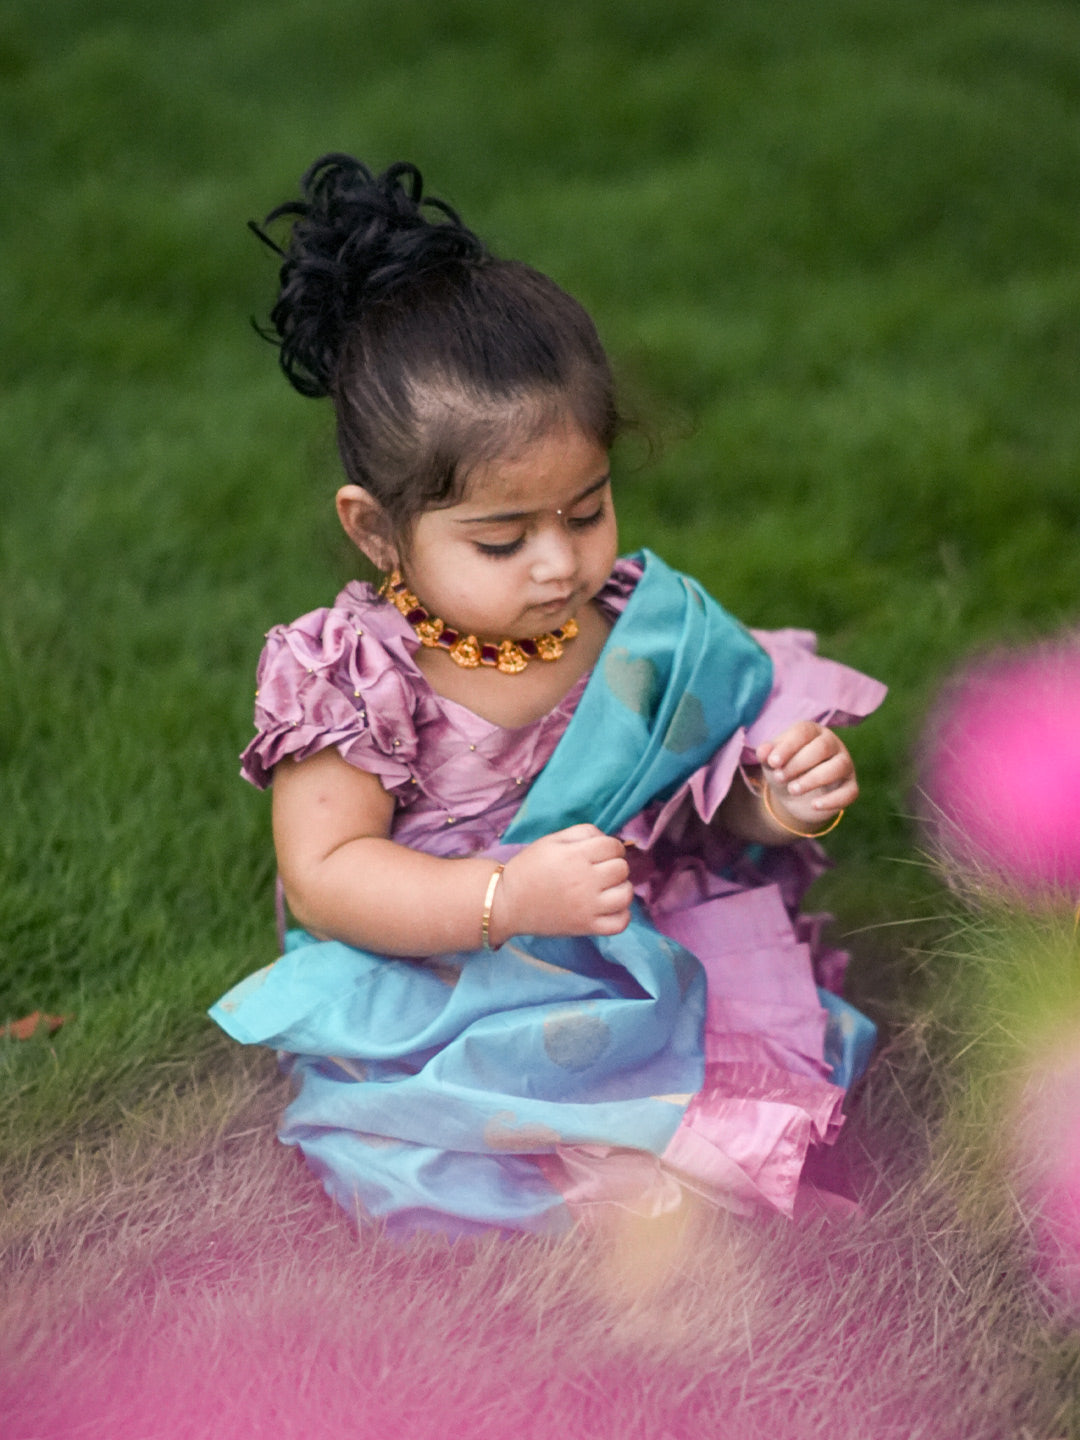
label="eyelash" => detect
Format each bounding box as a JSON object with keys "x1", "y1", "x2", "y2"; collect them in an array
[{"x1": 475, "y1": 505, "x2": 606, "y2": 559}]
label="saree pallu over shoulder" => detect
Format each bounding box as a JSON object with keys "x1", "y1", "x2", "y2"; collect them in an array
[
  {"x1": 211, "y1": 551, "x2": 878, "y2": 1236},
  {"x1": 505, "y1": 550, "x2": 774, "y2": 841}
]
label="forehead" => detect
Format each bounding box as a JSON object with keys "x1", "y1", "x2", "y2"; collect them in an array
[{"x1": 453, "y1": 423, "x2": 610, "y2": 514}]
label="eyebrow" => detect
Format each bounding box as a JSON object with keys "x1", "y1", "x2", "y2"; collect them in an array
[{"x1": 455, "y1": 474, "x2": 610, "y2": 526}]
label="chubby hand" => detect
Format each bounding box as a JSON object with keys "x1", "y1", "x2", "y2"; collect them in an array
[
  {"x1": 490, "y1": 824, "x2": 633, "y2": 945},
  {"x1": 755, "y1": 721, "x2": 858, "y2": 831}
]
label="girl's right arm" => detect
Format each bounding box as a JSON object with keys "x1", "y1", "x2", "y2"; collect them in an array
[{"x1": 272, "y1": 748, "x2": 633, "y2": 954}]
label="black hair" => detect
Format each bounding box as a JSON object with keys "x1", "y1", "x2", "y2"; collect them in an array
[{"x1": 252, "y1": 154, "x2": 622, "y2": 531}]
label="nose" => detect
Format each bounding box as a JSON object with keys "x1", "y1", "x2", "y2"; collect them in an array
[{"x1": 528, "y1": 521, "x2": 578, "y2": 585}]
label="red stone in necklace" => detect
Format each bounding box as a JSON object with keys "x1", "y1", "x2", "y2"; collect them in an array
[{"x1": 379, "y1": 570, "x2": 579, "y2": 675}]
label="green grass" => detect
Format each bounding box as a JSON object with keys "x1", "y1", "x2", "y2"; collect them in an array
[{"x1": 4, "y1": 0, "x2": 1080, "y2": 1433}]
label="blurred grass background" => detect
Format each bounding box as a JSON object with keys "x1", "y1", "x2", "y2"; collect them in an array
[{"x1": 3, "y1": 0, "x2": 1080, "y2": 1265}]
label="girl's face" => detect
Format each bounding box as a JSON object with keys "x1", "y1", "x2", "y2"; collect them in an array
[{"x1": 399, "y1": 421, "x2": 617, "y2": 641}]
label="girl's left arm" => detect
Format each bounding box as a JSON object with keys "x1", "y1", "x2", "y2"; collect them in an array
[{"x1": 715, "y1": 720, "x2": 858, "y2": 845}]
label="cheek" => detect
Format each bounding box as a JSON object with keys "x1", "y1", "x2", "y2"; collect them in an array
[
  {"x1": 452, "y1": 555, "x2": 512, "y2": 608},
  {"x1": 590, "y1": 515, "x2": 619, "y2": 571}
]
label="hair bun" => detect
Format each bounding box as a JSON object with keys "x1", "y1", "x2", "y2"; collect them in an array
[{"x1": 252, "y1": 154, "x2": 487, "y2": 398}]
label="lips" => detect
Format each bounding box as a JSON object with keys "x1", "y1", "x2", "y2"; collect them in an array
[{"x1": 533, "y1": 595, "x2": 575, "y2": 618}]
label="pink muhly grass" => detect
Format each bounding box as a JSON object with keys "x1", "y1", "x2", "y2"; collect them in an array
[{"x1": 1, "y1": 1041, "x2": 1073, "y2": 1440}]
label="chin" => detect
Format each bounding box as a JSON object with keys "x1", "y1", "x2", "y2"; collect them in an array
[{"x1": 525, "y1": 603, "x2": 576, "y2": 632}]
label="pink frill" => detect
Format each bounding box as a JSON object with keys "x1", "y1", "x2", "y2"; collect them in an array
[{"x1": 244, "y1": 605, "x2": 423, "y2": 793}]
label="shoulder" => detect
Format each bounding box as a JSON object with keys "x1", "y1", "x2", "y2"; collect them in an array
[
  {"x1": 252, "y1": 581, "x2": 418, "y2": 704},
  {"x1": 241, "y1": 582, "x2": 425, "y2": 789}
]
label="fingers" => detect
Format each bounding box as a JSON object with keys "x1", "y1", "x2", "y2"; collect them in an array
[
  {"x1": 758, "y1": 725, "x2": 852, "y2": 789},
  {"x1": 584, "y1": 846, "x2": 632, "y2": 931},
  {"x1": 554, "y1": 822, "x2": 606, "y2": 842},
  {"x1": 568, "y1": 838, "x2": 632, "y2": 929},
  {"x1": 589, "y1": 872, "x2": 634, "y2": 933},
  {"x1": 754, "y1": 722, "x2": 860, "y2": 823},
  {"x1": 785, "y1": 752, "x2": 851, "y2": 796},
  {"x1": 757, "y1": 720, "x2": 825, "y2": 772},
  {"x1": 595, "y1": 875, "x2": 634, "y2": 911},
  {"x1": 593, "y1": 853, "x2": 630, "y2": 884},
  {"x1": 797, "y1": 775, "x2": 859, "y2": 815},
  {"x1": 507, "y1": 829, "x2": 633, "y2": 939},
  {"x1": 591, "y1": 908, "x2": 632, "y2": 936},
  {"x1": 552, "y1": 824, "x2": 626, "y2": 859}
]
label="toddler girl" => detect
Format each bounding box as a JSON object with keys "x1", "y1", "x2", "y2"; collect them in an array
[{"x1": 211, "y1": 156, "x2": 886, "y2": 1237}]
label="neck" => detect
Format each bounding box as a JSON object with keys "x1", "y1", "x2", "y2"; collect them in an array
[
  {"x1": 410, "y1": 598, "x2": 612, "y2": 730},
  {"x1": 380, "y1": 571, "x2": 579, "y2": 675}
]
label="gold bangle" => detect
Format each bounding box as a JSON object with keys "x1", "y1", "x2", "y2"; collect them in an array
[
  {"x1": 481, "y1": 863, "x2": 505, "y2": 951},
  {"x1": 760, "y1": 782, "x2": 844, "y2": 839}
]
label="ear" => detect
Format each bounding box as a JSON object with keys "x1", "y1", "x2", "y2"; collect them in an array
[{"x1": 336, "y1": 486, "x2": 399, "y2": 572}]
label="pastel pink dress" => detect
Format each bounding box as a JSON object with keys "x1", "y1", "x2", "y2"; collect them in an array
[{"x1": 232, "y1": 557, "x2": 886, "y2": 1223}]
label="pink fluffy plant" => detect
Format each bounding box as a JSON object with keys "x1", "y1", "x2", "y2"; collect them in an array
[
  {"x1": 920, "y1": 639, "x2": 1080, "y2": 903},
  {"x1": 921, "y1": 637, "x2": 1080, "y2": 1316}
]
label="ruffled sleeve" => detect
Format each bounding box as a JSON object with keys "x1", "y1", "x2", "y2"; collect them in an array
[
  {"x1": 622, "y1": 628, "x2": 886, "y2": 850},
  {"x1": 240, "y1": 597, "x2": 422, "y2": 791}
]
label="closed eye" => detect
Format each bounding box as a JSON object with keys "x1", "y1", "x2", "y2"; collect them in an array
[
  {"x1": 475, "y1": 535, "x2": 526, "y2": 559},
  {"x1": 568, "y1": 504, "x2": 606, "y2": 530}
]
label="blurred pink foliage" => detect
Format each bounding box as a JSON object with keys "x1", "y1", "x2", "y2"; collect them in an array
[{"x1": 920, "y1": 638, "x2": 1080, "y2": 898}]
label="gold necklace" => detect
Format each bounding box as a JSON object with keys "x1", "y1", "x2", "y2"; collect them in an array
[{"x1": 379, "y1": 570, "x2": 579, "y2": 674}]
